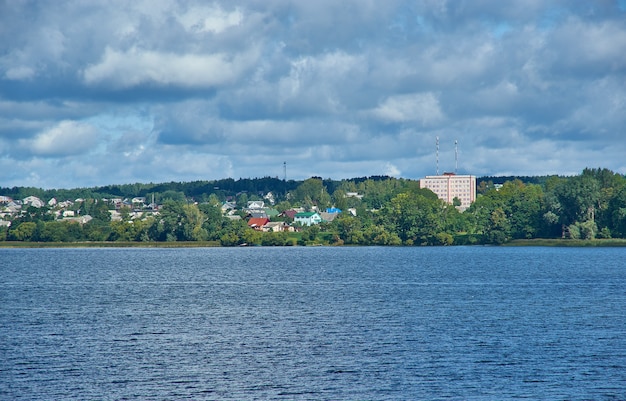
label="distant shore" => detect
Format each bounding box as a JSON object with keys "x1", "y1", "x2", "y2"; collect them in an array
[
  {"x1": 0, "y1": 241, "x2": 222, "y2": 248},
  {"x1": 504, "y1": 238, "x2": 626, "y2": 247},
  {"x1": 2, "y1": 239, "x2": 626, "y2": 248}
]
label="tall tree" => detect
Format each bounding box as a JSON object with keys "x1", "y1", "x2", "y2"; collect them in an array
[{"x1": 380, "y1": 192, "x2": 442, "y2": 245}]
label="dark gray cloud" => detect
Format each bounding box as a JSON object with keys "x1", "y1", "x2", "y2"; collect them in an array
[{"x1": 1, "y1": 0, "x2": 625, "y2": 189}]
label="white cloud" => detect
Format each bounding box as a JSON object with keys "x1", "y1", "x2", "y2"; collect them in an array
[
  {"x1": 176, "y1": 5, "x2": 243, "y2": 34},
  {"x1": 383, "y1": 162, "x2": 401, "y2": 177},
  {"x1": 370, "y1": 93, "x2": 444, "y2": 125},
  {"x1": 2, "y1": 1, "x2": 626, "y2": 188},
  {"x1": 4, "y1": 66, "x2": 36, "y2": 80},
  {"x1": 83, "y1": 46, "x2": 258, "y2": 89},
  {"x1": 549, "y1": 18, "x2": 626, "y2": 74},
  {"x1": 21, "y1": 120, "x2": 99, "y2": 157}
]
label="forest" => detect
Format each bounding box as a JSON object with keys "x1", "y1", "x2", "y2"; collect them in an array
[{"x1": 2, "y1": 168, "x2": 626, "y2": 246}]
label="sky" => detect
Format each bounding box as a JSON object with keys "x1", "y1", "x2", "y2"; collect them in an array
[{"x1": 1, "y1": 0, "x2": 626, "y2": 189}]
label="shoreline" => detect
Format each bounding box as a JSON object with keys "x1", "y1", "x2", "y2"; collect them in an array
[
  {"x1": 504, "y1": 238, "x2": 626, "y2": 247},
  {"x1": 0, "y1": 241, "x2": 222, "y2": 248},
  {"x1": 2, "y1": 238, "x2": 626, "y2": 248}
]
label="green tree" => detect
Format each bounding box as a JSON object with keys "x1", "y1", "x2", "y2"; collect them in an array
[
  {"x1": 37, "y1": 221, "x2": 69, "y2": 242},
  {"x1": 242, "y1": 228, "x2": 263, "y2": 245},
  {"x1": 236, "y1": 192, "x2": 249, "y2": 209},
  {"x1": 109, "y1": 221, "x2": 136, "y2": 241},
  {"x1": 293, "y1": 178, "x2": 330, "y2": 209},
  {"x1": 152, "y1": 200, "x2": 184, "y2": 241},
  {"x1": 160, "y1": 190, "x2": 186, "y2": 203},
  {"x1": 22, "y1": 205, "x2": 52, "y2": 222},
  {"x1": 199, "y1": 202, "x2": 224, "y2": 240},
  {"x1": 119, "y1": 206, "x2": 132, "y2": 222},
  {"x1": 499, "y1": 180, "x2": 546, "y2": 239},
  {"x1": 553, "y1": 174, "x2": 600, "y2": 226},
  {"x1": 582, "y1": 168, "x2": 626, "y2": 232},
  {"x1": 8, "y1": 222, "x2": 37, "y2": 241},
  {"x1": 219, "y1": 219, "x2": 248, "y2": 246},
  {"x1": 332, "y1": 188, "x2": 349, "y2": 211},
  {"x1": 181, "y1": 204, "x2": 208, "y2": 241},
  {"x1": 609, "y1": 185, "x2": 626, "y2": 237},
  {"x1": 362, "y1": 225, "x2": 401, "y2": 245},
  {"x1": 485, "y1": 207, "x2": 510, "y2": 244},
  {"x1": 434, "y1": 232, "x2": 454, "y2": 246},
  {"x1": 333, "y1": 214, "x2": 363, "y2": 245},
  {"x1": 90, "y1": 199, "x2": 112, "y2": 222},
  {"x1": 84, "y1": 220, "x2": 112, "y2": 241},
  {"x1": 275, "y1": 200, "x2": 292, "y2": 213},
  {"x1": 380, "y1": 192, "x2": 442, "y2": 245}
]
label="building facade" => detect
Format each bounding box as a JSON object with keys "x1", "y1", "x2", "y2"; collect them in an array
[
  {"x1": 419, "y1": 173, "x2": 476, "y2": 211},
  {"x1": 294, "y1": 212, "x2": 322, "y2": 226}
]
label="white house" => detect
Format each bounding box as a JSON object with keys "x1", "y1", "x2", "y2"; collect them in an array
[
  {"x1": 247, "y1": 200, "x2": 265, "y2": 210},
  {"x1": 294, "y1": 212, "x2": 322, "y2": 226},
  {"x1": 22, "y1": 196, "x2": 45, "y2": 208}
]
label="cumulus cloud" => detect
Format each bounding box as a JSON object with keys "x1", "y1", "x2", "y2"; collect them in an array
[
  {"x1": 1, "y1": 1, "x2": 625, "y2": 188},
  {"x1": 176, "y1": 4, "x2": 243, "y2": 34},
  {"x1": 4, "y1": 66, "x2": 36, "y2": 80},
  {"x1": 547, "y1": 18, "x2": 626, "y2": 76},
  {"x1": 20, "y1": 121, "x2": 99, "y2": 157},
  {"x1": 83, "y1": 46, "x2": 258, "y2": 89},
  {"x1": 370, "y1": 93, "x2": 444, "y2": 125}
]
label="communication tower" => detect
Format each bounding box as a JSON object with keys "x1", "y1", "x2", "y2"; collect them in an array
[
  {"x1": 455, "y1": 139, "x2": 458, "y2": 174},
  {"x1": 436, "y1": 136, "x2": 439, "y2": 175}
]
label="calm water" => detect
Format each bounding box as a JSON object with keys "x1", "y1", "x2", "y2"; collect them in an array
[{"x1": 1, "y1": 246, "x2": 625, "y2": 400}]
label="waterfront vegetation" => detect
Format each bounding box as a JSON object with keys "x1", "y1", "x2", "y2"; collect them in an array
[{"x1": 2, "y1": 168, "x2": 626, "y2": 246}]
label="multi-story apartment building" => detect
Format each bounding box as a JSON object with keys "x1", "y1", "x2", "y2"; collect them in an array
[{"x1": 419, "y1": 173, "x2": 476, "y2": 211}]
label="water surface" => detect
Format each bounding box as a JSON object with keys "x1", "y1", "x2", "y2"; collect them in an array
[{"x1": 1, "y1": 246, "x2": 625, "y2": 399}]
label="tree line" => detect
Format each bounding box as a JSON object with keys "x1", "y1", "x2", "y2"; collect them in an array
[{"x1": 2, "y1": 168, "x2": 626, "y2": 245}]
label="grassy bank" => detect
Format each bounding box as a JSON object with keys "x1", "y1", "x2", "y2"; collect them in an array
[
  {"x1": 3, "y1": 238, "x2": 626, "y2": 248},
  {"x1": 505, "y1": 238, "x2": 626, "y2": 247},
  {"x1": 0, "y1": 241, "x2": 221, "y2": 248}
]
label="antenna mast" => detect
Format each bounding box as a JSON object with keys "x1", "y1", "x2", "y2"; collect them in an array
[
  {"x1": 455, "y1": 139, "x2": 458, "y2": 174},
  {"x1": 436, "y1": 136, "x2": 439, "y2": 175},
  {"x1": 283, "y1": 161, "x2": 287, "y2": 181}
]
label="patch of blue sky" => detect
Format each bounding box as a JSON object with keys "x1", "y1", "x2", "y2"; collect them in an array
[
  {"x1": 414, "y1": 15, "x2": 434, "y2": 33},
  {"x1": 619, "y1": 0, "x2": 626, "y2": 11},
  {"x1": 491, "y1": 22, "x2": 512, "y2": 39},
  {"x1": 388, "y1": 3, "x2": 434, "y2": 39},
  {"x1": 538, "y1": 6, "x2": 568, "y2": 30},
  {"x1": 85, "y1": 112, "x2": 153, "y2": 137},
  {"x1": 83, "y1": 112, "x2": 153, "y2": 155}
]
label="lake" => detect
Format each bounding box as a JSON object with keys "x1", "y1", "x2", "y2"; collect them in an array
[{"x1": 1, "y1": 246, "x2": 625, "y2": 400}]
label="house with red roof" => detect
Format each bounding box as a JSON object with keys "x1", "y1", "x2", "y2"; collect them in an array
[{"x1": 247, "y1": 217, "x2": 270, "y2": 230}]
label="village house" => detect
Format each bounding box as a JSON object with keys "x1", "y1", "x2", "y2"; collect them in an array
[
  {"x1": 263, "y1": 192, "x2": 276, "y2": 205},
  {"x1": 262, "y1": 221, "x2": 293, "y2": 233},
  {"x1": 247, "y1": 217, "x2": 270, "y2": 230},
  {"x1": 294, "y1": 211, "x2": 322, "y2": 226},
  {"x1": 247, "y1": 200, "x2": 265, "y2": 210},
  {"x1": 63, "y1": 215, "x2": 93, "y2": 224},
  {"x1": 22, "y1": 196, "x2": 45, "y2": 208},
  {"x1": 345, "y1": 192, "x2": 364, "y2": 199},
  {"x1": 221, "y1": 201, "x2": 237, "y2": 214},
  {"x1": 319, "y1": 212, "x2": 339, "y2": 222}
]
